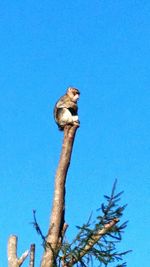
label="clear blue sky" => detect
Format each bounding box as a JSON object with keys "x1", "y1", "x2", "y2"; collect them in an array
[{"x1": 0, "y1": 0, "x2": 150, "y2": 266}]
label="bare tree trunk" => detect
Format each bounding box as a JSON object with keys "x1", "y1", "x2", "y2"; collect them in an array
[
  {"x1": 29, "y1": 244, "x2": 35, "y2": 267},
  {"x1": 40, "y1": 125, "x2": 79, "y2": 267},
  {"x1": 7, "y1": 235, "x2": 29, "y2": 267}
]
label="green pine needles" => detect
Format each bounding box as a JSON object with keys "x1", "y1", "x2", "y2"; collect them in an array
[{"x1": 58, "y1": 180, "x2": 131, "y2": 267}]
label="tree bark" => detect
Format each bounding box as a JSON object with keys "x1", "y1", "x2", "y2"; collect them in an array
[
  {"x1": 29, "y1": 244, "x2": 35, "y2": 267},
  {"x1": 7, "y1": 235, "x2": 29, "y2": 267},
  {"x1": 40, "y1": 125, "x2": 79, "y2": 267}
]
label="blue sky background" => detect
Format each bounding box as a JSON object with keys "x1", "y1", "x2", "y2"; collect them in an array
[{"x1": 0, "y1": 0, "x2": 150, "y2": 266}]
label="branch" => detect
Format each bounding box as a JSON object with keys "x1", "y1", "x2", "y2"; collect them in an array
[
  {"x1": 32, "y1": 210, "x2": 46, "y2": 245},
  {"x1": 40, "y1": 124, "x2": 79, "y2": 267},
  {"x1": 65, "y1": 218, "x2": 119, "y2": 266},
  {"x1": 8, "y1": 235, "x2": 29, "y2": 267}
]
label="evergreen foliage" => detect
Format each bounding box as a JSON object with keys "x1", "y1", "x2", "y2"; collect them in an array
[{"x1": 55, "y1": 180, "x2": 131, "y2": 266}]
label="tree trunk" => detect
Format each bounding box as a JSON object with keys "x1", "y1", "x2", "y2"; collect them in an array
[
  {"x1": 40, "y1": 125, "x2": 79, "y2": 267},
  {"x1": 7, "y1": 235, "x2": 28, "y2": 267},
  {"x1": 29, "y1": 244, "x2": 35, "y2": 267}
]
